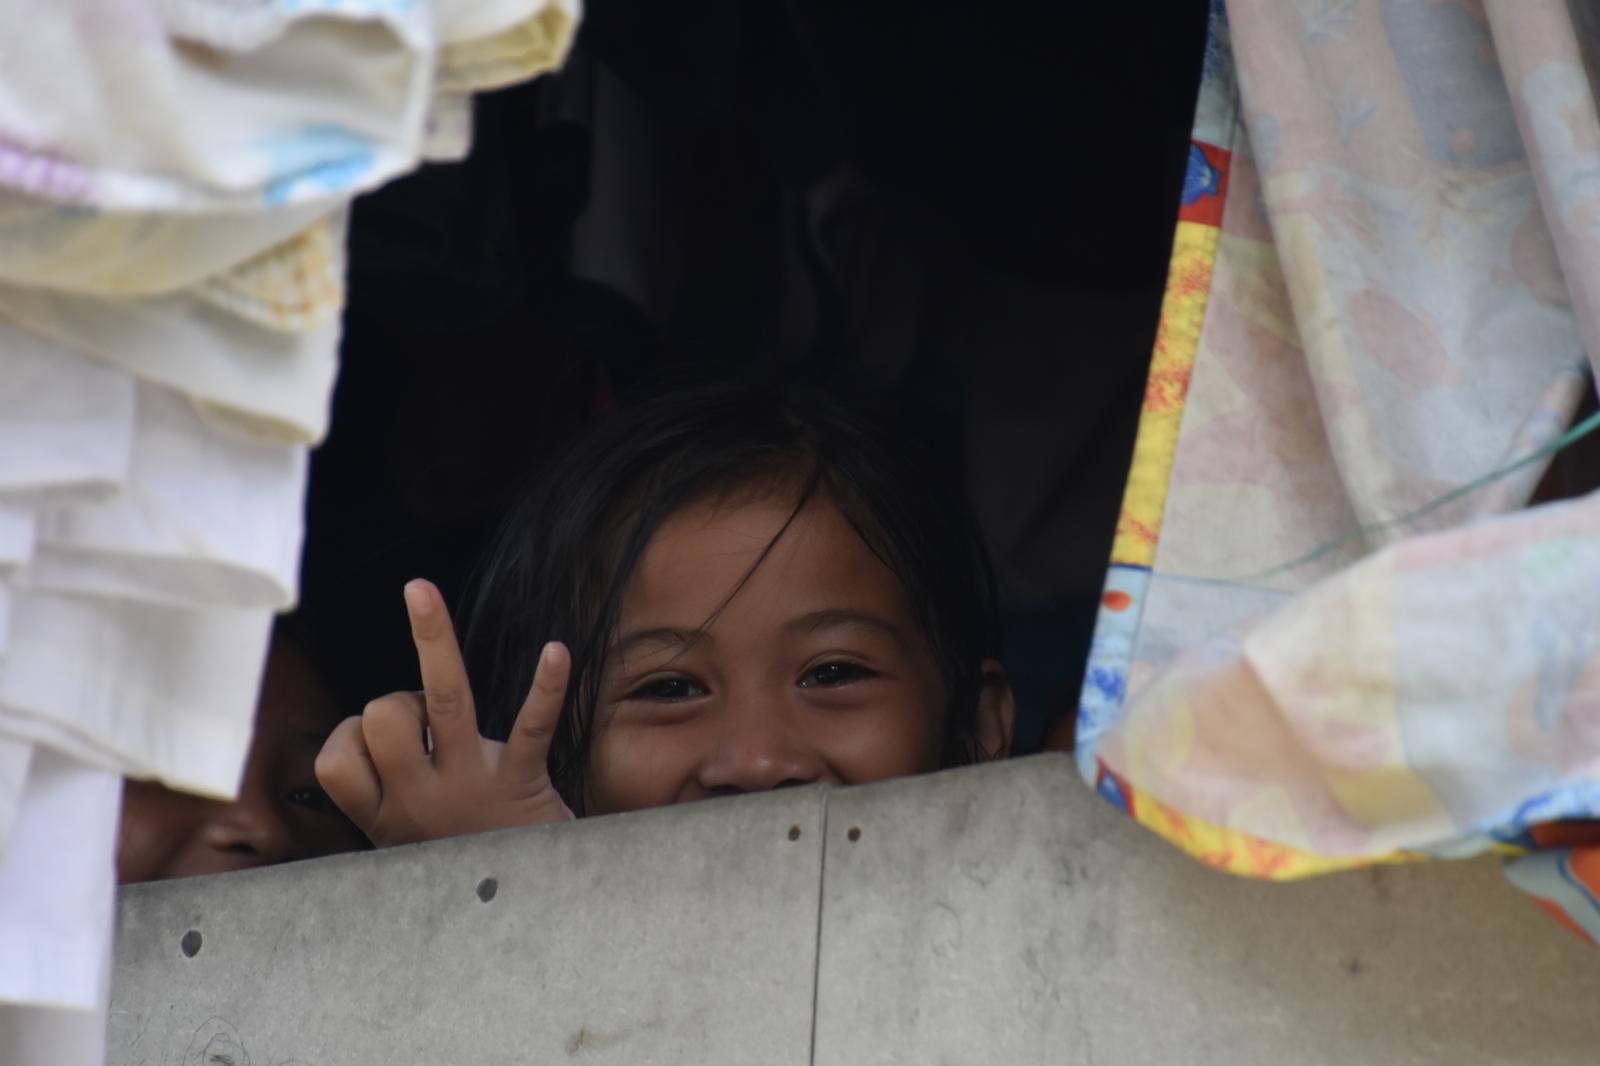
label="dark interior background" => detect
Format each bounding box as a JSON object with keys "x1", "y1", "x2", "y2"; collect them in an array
[{"x1": 300, "y1": 0, "x2": 1214, "y2": 753}]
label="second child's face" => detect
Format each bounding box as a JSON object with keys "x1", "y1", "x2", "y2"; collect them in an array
[
  {"x1": 586, "y1": 492, "x2": 947, "y2": 813},
  {"x1": 117, "y1": 638, "x2": 367, "y2": 883}
]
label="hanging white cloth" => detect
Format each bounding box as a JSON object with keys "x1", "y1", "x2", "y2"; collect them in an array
[{"x1": 0, "y1": 4, "x2": 582, "y2": 1060}]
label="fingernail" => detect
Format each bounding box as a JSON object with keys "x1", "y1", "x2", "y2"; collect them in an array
[
  {"x1": 540, "y1": 641, "x2": 566, "y2": 668},
  {"x1": 404, "y1": 580, "x2": 432, "y2": 616}
]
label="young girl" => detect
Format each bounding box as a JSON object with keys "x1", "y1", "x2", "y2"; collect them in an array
[
  {"x1": 120, "y1": 621, "x2": 367, "y2": 881},
  {"x1": 314, "y1": 384, "x2": 1015, "y2": 845}
]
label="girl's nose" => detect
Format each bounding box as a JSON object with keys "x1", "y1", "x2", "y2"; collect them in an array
[
  {"x1": 693, "y1": 695, "x2": 827, "y2": 796},
  {"x1": 198, "y1": 790, "x2": 295, "y2": 867}
]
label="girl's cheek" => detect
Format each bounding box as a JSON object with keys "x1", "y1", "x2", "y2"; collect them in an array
[
  {"x1": 812, "y1": 702, "x2": 942, "y2": 784},
  {"x1": 584, "y1": 718, "x2": 695, "y2": 814},
  {"x1": 117, "y1": 782, "x2": 207, "y2": 883}
]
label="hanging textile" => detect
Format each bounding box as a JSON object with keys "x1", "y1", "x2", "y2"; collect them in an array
[
  {"x1": 0, "y1": 1, "x2": 580, "y2": 1059},
  {"x1": 1080, "y1": 0, "x2": 1600, "y2": 934}
]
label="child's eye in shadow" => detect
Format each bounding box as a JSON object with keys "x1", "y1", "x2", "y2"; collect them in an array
[{"x1": 629, "y1": 677, "x2": 707, "y2": 702}]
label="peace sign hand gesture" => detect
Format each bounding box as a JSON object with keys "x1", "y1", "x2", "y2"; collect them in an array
[{"x1": 315, "y1": 579, "x2": 574, "y2": 847}]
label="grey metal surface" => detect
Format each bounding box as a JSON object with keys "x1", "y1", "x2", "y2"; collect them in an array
[
  {"x1": 111, "y1": 754, "x2": 1600, "y2": 1065},
  {"x1": 813, "y1": 753, "x2": 1600, "y2": 1066},
  {"x1": 110, "y1": 786, "x2": 825, "y2": 1066}
]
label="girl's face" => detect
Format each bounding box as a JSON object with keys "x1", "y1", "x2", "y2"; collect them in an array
[
  {"x1": 117, "y1": 638, "x2": 366, "y2": 882},
  {"x1": 586, "y1": 491, "x2": 976, "y2": 814}
]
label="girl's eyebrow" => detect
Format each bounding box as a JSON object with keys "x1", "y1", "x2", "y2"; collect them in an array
[
  {"x1": 613, "y1": 626, "x2": 708, "y2": 656},
  {"x1": 785, "y1": 609, "x2": 905, "y2": 645},
  {"x1": 613, "y1": 610, "x2": 903, "y2": 656},
  {"x1": 292, "y1": 728, "x2": 333, "y2": 752}
]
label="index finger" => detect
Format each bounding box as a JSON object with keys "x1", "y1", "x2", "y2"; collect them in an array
[{"x1": 402, "y1": 578, "x2": 481, "y2": 771}]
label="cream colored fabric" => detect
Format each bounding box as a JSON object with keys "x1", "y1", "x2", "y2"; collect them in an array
[
  {"x1": 0, "y1": 2, "x2": 582, "y2": 1047},
  {"x1": 1082, "y1": 0, "x2": 1600, "y2": 878}
]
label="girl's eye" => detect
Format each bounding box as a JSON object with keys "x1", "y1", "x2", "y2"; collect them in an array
[
  {"x1": 800, "y1": 661, "x2": 877, "y2": 688},
  {"x1": 286, "y1": 785, "x2": 334, "y2": 813},
  {"x1": 628, "y1": 677, "x2": 708, "y2": 702}
]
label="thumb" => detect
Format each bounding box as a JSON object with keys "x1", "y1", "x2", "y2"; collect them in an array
[{"x1": 315, "y1": 716, "x2": 383, "y2": 834}]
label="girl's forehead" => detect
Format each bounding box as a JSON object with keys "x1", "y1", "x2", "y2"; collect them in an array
[{"x1": 620, "y1": 493, "x2": 909, "y2": 627}]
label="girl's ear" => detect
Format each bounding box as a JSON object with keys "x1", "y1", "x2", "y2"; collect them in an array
[{"x1": 975, "y1": 659, "x2": 1016, "y2": 759}]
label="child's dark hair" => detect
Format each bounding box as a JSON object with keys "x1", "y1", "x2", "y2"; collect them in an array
[{"x1": 458, "y1": 383, "x2": 1000, "y2": 813}]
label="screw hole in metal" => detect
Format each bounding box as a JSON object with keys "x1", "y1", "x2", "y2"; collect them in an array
[
  {"x1": 180, "y1": 930, "x2": 203, "y2": 958},
  {"x1": 847, "y1": 827, "x2": 861, "y2": 842},
  {"x1": 476, "y1": 877, "x2": 499, "y2": 903},
  {"x1": 787, "y1": 825, "x2": 802, "y2": 841}
]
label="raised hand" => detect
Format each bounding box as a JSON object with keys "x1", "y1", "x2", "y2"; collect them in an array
[{"x1": 314, "y1": 579, "x2": 574, "y2": 846}]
